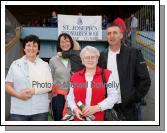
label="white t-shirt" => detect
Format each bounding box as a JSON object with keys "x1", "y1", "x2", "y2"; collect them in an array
[
  {"x1": 27, "y1": 59, "x2": 53, "y2": 94},
  {"x1": 61, "y1": 58, "x2": 69, "y2": 68},
  {"x1": 107, "y1": 48, "x2": 122, "y2": 103}
]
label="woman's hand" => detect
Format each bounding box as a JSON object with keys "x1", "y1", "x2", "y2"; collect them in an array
[
  {"x1": 73, "y1": 107, "x2": 85, "y2": 120},
  {"x1": 57, "y1": 52, "x2": 62, "y2": 57},
  {"x1": 30, "y1": 88, "x2": 35, "y2": 95},
  {"x1": 17, "y1": 88, "x2": 33, "y2": 100},
  {"x1": 82, "y1": 105, "x2": 101, "y2": 117},
  {"x1": 5, "y1": 83, "x2": 33, "y2": 100}
]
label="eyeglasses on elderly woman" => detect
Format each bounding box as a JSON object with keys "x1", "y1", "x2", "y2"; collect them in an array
[{"x1": 83, "y1": 56, "x2": 97, "y2": 61}]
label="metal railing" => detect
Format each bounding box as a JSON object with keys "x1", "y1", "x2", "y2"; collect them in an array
[{"x1": 125, "y1": 5, "x2": 155, "y2": 69}]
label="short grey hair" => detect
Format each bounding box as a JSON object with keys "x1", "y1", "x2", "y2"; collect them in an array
[{"x1": 80, "y1": 45, "x2": 100, "y2": 60}]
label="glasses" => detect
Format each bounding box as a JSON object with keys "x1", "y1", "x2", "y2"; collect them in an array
[{"x1": 84, "y1": 56, "x2": 97, "y2": 61}]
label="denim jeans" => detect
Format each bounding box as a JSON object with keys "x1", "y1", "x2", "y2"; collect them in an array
[
  {"x1": 131, "y1": 31, "x2": 136, "y2": 48},
  {"x1": 135, "y1": 102, "x2": 144, "y2": 121},
  {"x1": 10, "y1": 112, "x2": 48, "y2": 121}
]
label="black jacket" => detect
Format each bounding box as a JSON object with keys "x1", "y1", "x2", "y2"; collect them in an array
[
  {"x1": 62, "y1": 50, "x2": 85, "y2": 72},
  {"x1": 98, "y1": 44, "x2": 151, "y2": 120}
]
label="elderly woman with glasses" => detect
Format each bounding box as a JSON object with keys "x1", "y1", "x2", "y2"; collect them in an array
[{"x1": 67, "y1": 46, "x2": 119, "y2": 121}]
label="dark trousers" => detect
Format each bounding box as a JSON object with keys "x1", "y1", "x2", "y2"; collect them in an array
[
  {"x1": 10, "y1": 112, "x2": 48, "y2": 121},
  {"x1": 114, "y1": 103, "x2": 139, "y2": 121},
  {"x1": 51, "y1": 94, "x2": 65, "y2": 121}
]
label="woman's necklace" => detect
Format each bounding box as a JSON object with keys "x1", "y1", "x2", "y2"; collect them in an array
[{"x1": 85, "y1": 70, "x2": 95, "y2": 77}]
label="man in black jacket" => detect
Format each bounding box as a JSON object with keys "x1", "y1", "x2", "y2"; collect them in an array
[{"x1": 98, "y1": 23, "x2": 151, "y2": 121}]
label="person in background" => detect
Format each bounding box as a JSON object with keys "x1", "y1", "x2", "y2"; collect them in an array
[
  {"x1": 130, "y1": 14, "x2": 138, "y2": 32},
  {"x1": 67, "y1": 46, "x2": 119, "y2": 121},
  {"x1": 50, "y1": 11, "x2": 57, "y2": 27},
  {"x1": 130, "y1": 14, "x2": 138, "y2": 47},
  {"x1": 78, "y1": 12, "x2": 83, "y2": 16},
  {"x1": 31, "y1": 19, "x2": 40, "y2": 27},
  {"x1": 5, "y1": 35, "x2": 53, "y2": 121},
  {"x1": 102, "y1": 15, "x2": 109, "y2": 30},
  {"x1": 42, "y1": 18, "x2": 47, "y2": 27},
  {"x1": 98, "y1": 23, "x2": 151, "y2": 120},
  {"x1": 145, "y1": 18, "x2": 150, "y2": 31}
]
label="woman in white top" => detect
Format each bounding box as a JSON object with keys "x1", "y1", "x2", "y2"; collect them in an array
[
  {"x1": 67, "y1": 46, "x2": 119, "y2": 121},
  {"x1": 5, "y1": 35, "x2": 53, "y2": 121}
]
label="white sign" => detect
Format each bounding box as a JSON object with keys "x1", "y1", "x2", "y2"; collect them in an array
[{"x1": 58, "y1": 14, "x2": 102, "y2": 41}]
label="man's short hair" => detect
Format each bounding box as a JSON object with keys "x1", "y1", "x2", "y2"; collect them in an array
[{"x1": 107, "y1": 23, "x2": 121, "y2": 31}]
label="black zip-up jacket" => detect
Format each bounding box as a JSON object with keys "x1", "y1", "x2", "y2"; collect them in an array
[
  {"x1": 62, "y1": 50, "x2": 85, "y2": 72},
  {"x1": 98, "y1": 44, "x2": 151, "y2": 120}
]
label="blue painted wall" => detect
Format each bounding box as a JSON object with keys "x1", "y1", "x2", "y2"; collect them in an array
[
  {"x1": 21, "y1": 27, "x2": 155, "y2": 64},
  {"x1": 21, "y1": 27, "x2": 108, "y2": 58}
]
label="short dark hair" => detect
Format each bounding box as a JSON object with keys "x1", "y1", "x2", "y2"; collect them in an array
[
  {"x1": 23, "y1": 34, "x2": 40, "y2": 55},
  {"x1": 106, "y1": 23, "x2": 121, "y2": 30},
  {"x1": 57, "y1": 33, "x2": 74, "y2": 52}
]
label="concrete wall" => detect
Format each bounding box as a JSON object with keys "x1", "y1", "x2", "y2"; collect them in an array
[{"x1": 5, "y1": 41, "x2": 21, "y2": 120}]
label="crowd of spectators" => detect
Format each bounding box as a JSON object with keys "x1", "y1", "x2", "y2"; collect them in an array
[{"x1": 21, "y1": 11, "x2": 113, "y2": 30}]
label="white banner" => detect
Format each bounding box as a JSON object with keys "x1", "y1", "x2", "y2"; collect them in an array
[{"x1": 58, "y1": 14, "x2": 102, "y2": 41}]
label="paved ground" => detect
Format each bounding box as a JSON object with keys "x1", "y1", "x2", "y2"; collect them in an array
[{"x1": 143, "y1": 68, "x2": 155, "y2": 121}]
